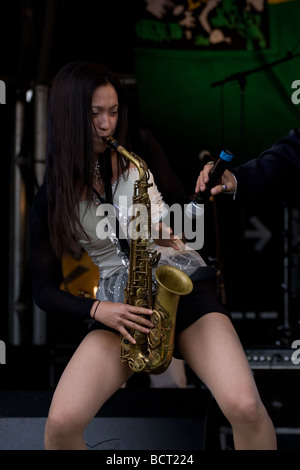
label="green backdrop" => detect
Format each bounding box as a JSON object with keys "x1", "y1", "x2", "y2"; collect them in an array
[
  {"x1": 133, "y1": 1, "x2": 300, "y2": 338},
  {"x1": 134, "y1": 0, "x2": 300, "y2": 194}
]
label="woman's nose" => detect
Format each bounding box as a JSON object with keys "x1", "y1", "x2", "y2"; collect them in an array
[{"x1": 96, "y1": 113, "x2": 109, "y2": 130}]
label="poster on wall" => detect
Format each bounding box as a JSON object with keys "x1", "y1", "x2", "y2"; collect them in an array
[{"x1": 135, "y1": 0, "x2": 270, "y2": 51}]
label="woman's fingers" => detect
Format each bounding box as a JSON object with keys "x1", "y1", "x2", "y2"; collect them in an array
[{"x1": 121, "y1": 313, "x2": 154, "y2": 344}]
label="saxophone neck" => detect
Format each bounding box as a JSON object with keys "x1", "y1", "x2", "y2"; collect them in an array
[{"x1": 102, "y1": 135, "x2": 147, "y2": 180}]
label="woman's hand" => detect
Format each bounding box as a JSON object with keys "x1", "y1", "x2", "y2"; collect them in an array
[
  {"x1": 195, "y1": 164, "x2": 236, "y2": 195},
  {"x1": 91, "y1": 301, "x2": 154, "y2": 344}
]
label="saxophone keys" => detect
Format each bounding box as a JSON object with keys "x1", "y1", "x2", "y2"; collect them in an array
[
  {"x1": 148, "y1": 310, "x2": 162, "y2": 348},
  {"x1": 130, "y1": 356, "x2": 148, "y2": 373},
  {"x1": 139, "y1": 250, "x2": 148, "y2": 260},
  {"x1": 135, "y1": 299, "x2": 147, "y2": 308},
  {"x1": 148, "y1": 350, "x2": 161, "y2": 367},
  {"x1": 136, "y1": 287, "x2": 147, "y2": 299},
  {"x1": 121, "y1": 337, "x2": 131, "y2": 351},
  {"x1": 151, "y1": 310, "x2": 161, "y2": 325},
  {"x1": 149, "y1": 329, "x2": 161, "y2": 348}
]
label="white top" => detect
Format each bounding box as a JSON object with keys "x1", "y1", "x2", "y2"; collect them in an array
[{"x1": 77, "y1": 168, "x2": 168, "y2": 279}]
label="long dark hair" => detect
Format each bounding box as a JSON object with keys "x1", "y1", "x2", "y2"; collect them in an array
[{"x1": 45, "y1": 61, "x2": 129, "y2": 258}]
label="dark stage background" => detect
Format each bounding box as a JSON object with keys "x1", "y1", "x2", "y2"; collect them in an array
[{"x1": 1, "y1": 0, "x2": 300, "y2": 450}]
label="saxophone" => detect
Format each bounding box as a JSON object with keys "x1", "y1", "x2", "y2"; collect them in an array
[{"x1": 103, "y1": 136, "x2": 193, "y2": 374}]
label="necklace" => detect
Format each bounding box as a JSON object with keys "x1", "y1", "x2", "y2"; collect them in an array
[{"x1": 94, "y1": 160, "x2": 101, "y2": 185}]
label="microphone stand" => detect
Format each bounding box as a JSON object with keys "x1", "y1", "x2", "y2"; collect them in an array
[{"x1": 211, "y1": 50, "x2": 300, "y2": 161}]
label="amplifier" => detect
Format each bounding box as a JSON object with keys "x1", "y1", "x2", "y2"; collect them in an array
[{"x1": 245, "y1": 348, "x2": 300, "y2": 369}]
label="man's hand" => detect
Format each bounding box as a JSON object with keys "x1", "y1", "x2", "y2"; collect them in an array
[{"x1": 195, "y1": 163, "x2": 236, "y2": 195}]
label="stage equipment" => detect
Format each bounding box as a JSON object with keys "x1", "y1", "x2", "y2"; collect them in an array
[{"x1": 9, "y1": 99, "x2": 27, "y2": 345}]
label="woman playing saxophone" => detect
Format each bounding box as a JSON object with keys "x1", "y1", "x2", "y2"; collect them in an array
[{"x1": 30, "y1": 61, "x2": 276, "y2": 450}]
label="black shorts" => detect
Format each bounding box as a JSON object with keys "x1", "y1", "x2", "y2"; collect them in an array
[
  {"x1": 173, "y1": 278, "x2": 230, "y2": 358},
  {"x1": 175, "y1": 278, "x2": 230, "y2": 334}
]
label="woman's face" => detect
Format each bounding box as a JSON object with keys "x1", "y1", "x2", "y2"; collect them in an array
[{"x1": 91, "y1": 84, "x2": 119, "y2": 154}]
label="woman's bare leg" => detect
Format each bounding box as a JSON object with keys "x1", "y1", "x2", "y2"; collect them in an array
[
  {"x1": 177, "y1": 313, "x2": 277, "y2": 450},
  {"x1": 44, "y1": 329, "x2": 133, "y2": 449}
]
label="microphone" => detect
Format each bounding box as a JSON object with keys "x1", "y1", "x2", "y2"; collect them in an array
[
  {"x1": 194, "y1": 148, "x2": 234, "y2": 204},
  {"x1": 186, "y1": 148, "x2": 234, "y2": 219}
]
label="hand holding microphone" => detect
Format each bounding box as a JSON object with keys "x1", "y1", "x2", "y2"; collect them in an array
[
  {"x1": 186, "y1": 149, "x2": 235, "y2": 220},
  {"x1": 195, "y1": 149, "x2": 236, "y2": 197}
]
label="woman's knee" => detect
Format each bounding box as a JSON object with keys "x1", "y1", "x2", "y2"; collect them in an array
[
  {"x1": 44, "y1": 409, "x2": 84, "y2": 447},
  {"x1": 222, "y1": 392, "x2": 266, "y2": 427}
]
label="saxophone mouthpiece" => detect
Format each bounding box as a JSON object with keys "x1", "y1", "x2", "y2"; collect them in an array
[{"x1": 102, "y1": 135, "x2": 120, "y2": 151}]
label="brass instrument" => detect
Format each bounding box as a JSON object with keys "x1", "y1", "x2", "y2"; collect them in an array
[{"x1": 103, "y1": 136, "x2": 193, "y2": 375}]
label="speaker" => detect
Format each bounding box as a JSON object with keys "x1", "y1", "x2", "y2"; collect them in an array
[
  {"x1": 0, "y1": 388, "x2": 210, "y2": 450},
  {"x1": 253, "y1": 369, "x2": 300, "y2": 428}
]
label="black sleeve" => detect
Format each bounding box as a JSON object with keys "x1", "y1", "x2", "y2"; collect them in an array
[
  {"x1": 232, "y1": 128, "x2": 300, "y2": 200},
  {"x1": 30, "y1": 183, "x2": 95, "y2": 319},
  {"x1": 129, "y1": 125, "x2": 190, "y2": 207}
]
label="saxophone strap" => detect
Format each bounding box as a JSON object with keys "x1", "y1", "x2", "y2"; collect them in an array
[{"x1": 93, "y1": 188, "x2": 130, "y2": 258}]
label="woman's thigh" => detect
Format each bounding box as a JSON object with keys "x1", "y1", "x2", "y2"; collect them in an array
[
  {"x1": 177, "y1": 313, "x2": 260, "y2": 411},
  {"x1": 48, "y1": 329, "x2": 133, "y2": 428}
]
